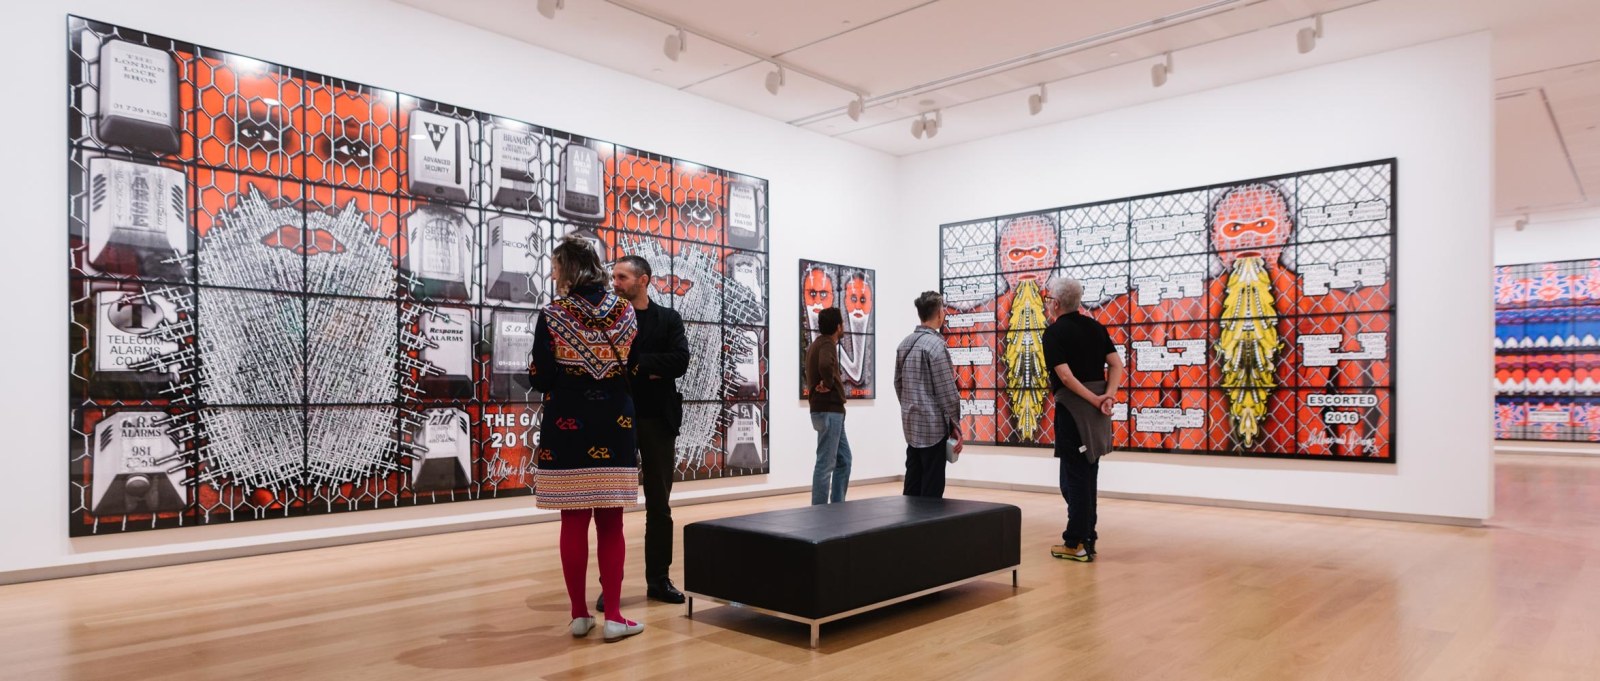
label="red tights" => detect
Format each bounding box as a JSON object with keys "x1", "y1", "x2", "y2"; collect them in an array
[{"x1": 559, "y1": 507, "x2": 630, "y2": 624}]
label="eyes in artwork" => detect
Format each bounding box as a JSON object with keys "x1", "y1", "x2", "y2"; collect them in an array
[
  {"x1": 331, "y1": 138, "x2": 372, "y2": 164},
  {"x1": 620, "y1": 188, "x2": 722, "y2": 227},
  {"x1": 679, "y1": 199, "x2": 717, "y2": 228},
  {"x1": 1005, "y1": 245, "x2": 1049, "y2": 263},
  {"x1": 236, "y1": 118, "x2": 282, "y2": 149},
  {"x1": 322, "y1": 118, "x2": 374, "y2": 166},
  {"x1": 1222, "y1": 217, "x2": 1278, "y2": 239},
  {"x1": 625, "y1": 192, "x2": 670, "y2": 219}
]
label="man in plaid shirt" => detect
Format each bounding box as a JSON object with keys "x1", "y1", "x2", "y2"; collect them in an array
[{"x1": 894, "y1": 291, "x2": 964, "y2": 498}]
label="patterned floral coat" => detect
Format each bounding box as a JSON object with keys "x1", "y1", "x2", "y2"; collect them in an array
[{"x1": 529, "y1": 284, "x2": 640, "y2": 509}]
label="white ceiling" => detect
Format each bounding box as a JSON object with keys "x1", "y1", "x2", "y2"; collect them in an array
[{"x1": 394, "y1": 0, "x2": 1600, "y2": 216}]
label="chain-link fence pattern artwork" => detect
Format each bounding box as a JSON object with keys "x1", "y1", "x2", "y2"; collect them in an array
[
  {"x1": 66, "y1": 17, "x2": 770, "y2": 535},
  {"x1": 939, "y1": 160, "x2": 1396, "y2": 462}
]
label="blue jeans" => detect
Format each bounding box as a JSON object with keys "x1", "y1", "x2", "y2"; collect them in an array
[{"x1": 810, "y1": 412, "x2": 852, "y2": 505}]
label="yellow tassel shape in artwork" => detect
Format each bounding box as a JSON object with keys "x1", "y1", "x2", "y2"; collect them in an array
[
  {"x1": 1216, "y1": 256, "x2": 1281, "y2": 448},
  {"x1": 1004, "y1": 279, "x2": 1050, "y2": 440}
]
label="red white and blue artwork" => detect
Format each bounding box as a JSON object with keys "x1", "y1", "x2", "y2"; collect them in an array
[{"x1": 1494, "y1": 259, "x2": 1600, "y2": 442}]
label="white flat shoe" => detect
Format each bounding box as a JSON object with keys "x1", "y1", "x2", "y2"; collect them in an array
[
  {"x1": 603, "y1": 619, "x2": 644, "y2": 642},
  {"x1": 570, "y1": 617, "x2": 596, "y2": 637}
]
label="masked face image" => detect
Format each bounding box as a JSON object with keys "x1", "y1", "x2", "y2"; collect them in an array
[
  {"x1": 803, "y1": 265, "x2": 836, "y2": 331},
  {"x1": 844, "y1": 272, "x2": 874, "y2": 332},
  {"x1": 1213, "y1": 183, "x2": 1293, "y2": 267},
  {"x1": 999, "y1": 215, "x2": 1060, "y2": 288}
]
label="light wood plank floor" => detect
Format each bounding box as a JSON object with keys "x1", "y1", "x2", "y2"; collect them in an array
[{"x1": 3, "y1": 453, "x2": 1599, "y2": 681}]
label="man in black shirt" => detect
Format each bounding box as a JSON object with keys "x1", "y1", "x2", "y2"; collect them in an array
[
  {"x1": 605, "y1": 255, "x2": 689, "y2": 603},
  {"x1": 1040, "y1": 277, "x2": 1123, "y2": 562}
]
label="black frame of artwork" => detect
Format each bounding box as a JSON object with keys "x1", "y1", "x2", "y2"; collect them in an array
[
  {"x1": 938, "y1": 158, "x2": 1399, "y2": 464},
  {"x1": 797, "y1": 259, "x2": 877, "y2": 400},
  {"x1": 65, "y1": 16, "x2": 771, "y2": 535}
]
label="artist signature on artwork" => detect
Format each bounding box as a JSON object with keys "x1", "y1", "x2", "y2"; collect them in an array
[
  {"x1": 486, "y1": 458, "x2": 538, "y2": 479},
  {"x1": 1304, "y1": 432, "x2": 1380, "y2": 454}
]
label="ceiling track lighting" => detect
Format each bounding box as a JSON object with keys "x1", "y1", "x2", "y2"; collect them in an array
[
  {"x1": 847, "y1": 95, "x2": 866, "y2": 121},
  {"x1": 764, "y1": 64, "x2": 786, "y2": 96},
  {"x1": 1297, "y1": 15, "x2": 1323, "y2": 54},
  {"x1": 911, "y1": 110, "x2": 942, "y2": 139},
  {"x1": 1151, "y1": 52, "x2": 1173, "y2": 88},
  {"x1": 664, "y1": 28, "x2": 687, "y2": 61},
  {"x1": 537, "y1": 0, "x2": 564, "y2": 20},
  {"x1": 1027, "y1": 84, "x2": 1048, "y2": 116}
]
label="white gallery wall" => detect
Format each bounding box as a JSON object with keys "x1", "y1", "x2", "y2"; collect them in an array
[
  {"x1": 1, "y1": 4, "x2": 1497, "y2": 582},
  {"x1": 897, "y1": 33, "x2": 1495, "y2": 523},
  {"x1": 1494, "y1": 209, "x2": 1600, "y2": 265},
  {"x1": 0, "y1": 0, "x2": 914, "y2": 580}
]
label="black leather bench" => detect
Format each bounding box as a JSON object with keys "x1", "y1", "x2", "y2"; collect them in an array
[{"x1": 683, "y1": 495, "x2": 1021, "y2": 647}]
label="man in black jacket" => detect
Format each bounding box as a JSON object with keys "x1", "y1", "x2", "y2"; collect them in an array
[{"x1": 603, "y1": 254, "x2": 690, "y2": 604}]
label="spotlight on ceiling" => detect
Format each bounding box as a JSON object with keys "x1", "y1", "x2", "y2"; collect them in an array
[
  {"x1": 847, "y1": 95, "x2": 866, "y2": 122},
  {"x1": 911, "y1": 110, "x2": 942, "y2": 140},
  {"x1": 1028, "y1": 84, "x2": 1048, "y2": 116},
  {"x1": 1151, "y1": 52, "x2": 1173, "y2": 88},
  {"x1": 764, "y1": 64, "x2": 786, "y2": 96},
  {"x1": 1514, "y1": 215, "x2": 1530, "y2": 232},
  {"x1": 664, "y1": 28, "x2": 687, "y2": 61},
  {"x1": 1297, "y1": 15, "x2": 1323, "y2": 54},
  {"x1": 537, "y1": 0, "x2": 564, "y2": 20}
]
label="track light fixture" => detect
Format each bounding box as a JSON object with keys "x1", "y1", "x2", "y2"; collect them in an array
[
  {"x1": 764, "y1": 64, "x2": 786, "y2": 96},
  {"x1": 1297, "y1": 15, "x2": 1323, "y2": 54},
  {"x1": 847, "y1": 95, "x2": 865, "y2": 121},
  {"x1": 664, "y1": 28, "x2": 687, "y2": 61},
  {"x1": 1151, "y1": 52, "x2": 1173, "y2": 88},
  {"x1": 911, "y1": 110, "x2": 942, "y2": 139},
  {"x1": 1028, "y1": 84, "x2": 1048, "y2": 116},
  {"x1": 537, "y1": 0, "x2": 564, "y2": 20}
]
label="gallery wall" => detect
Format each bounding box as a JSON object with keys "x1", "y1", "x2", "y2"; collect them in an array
[
  {"x1": 1494, "y1": 209, "x2": 1600, "y2": 265},
  {"x1": 2, "y1": 0, "x2": 910, "y2": 579},
  {"x1": 2, "y1": 5, "x2": 1501, "y2": 581},
  {"x1": 897, "y1": 33, "x2": 1495, "y2": 522}
]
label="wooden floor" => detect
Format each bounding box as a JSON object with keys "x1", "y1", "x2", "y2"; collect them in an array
[{"x1": 4, "y1": 453, "x2": 1600, "y2": 680}]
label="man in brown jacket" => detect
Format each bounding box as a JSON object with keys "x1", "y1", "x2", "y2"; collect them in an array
[{"x1": 806, "y1": 307, "x2": 851, "y2": 504}]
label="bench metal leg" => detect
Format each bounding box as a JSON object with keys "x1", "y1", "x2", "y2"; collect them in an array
[{"x1": 684, "y1": 566, "x2": 1014, "y2": 650}]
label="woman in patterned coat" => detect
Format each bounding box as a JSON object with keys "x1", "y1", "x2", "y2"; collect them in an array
[{"x1": 530, "y1": 236, "x2": 642, "y2": 641}]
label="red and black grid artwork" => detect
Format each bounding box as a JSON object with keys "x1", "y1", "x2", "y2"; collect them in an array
[
  {"x1": 939, "y1": 160, "x2": 1396, "y2": 462},
  {"x1": 66, "y1": 17, "x2": 770, "y2": 535}
]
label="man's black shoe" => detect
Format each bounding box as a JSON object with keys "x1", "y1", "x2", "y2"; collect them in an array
[
  {"x1": 648, "y1": 579, "x2": 686, "y2": 604},
  {"x1": 595, "y1": 594, "x2": 605, "y2": 613}
]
